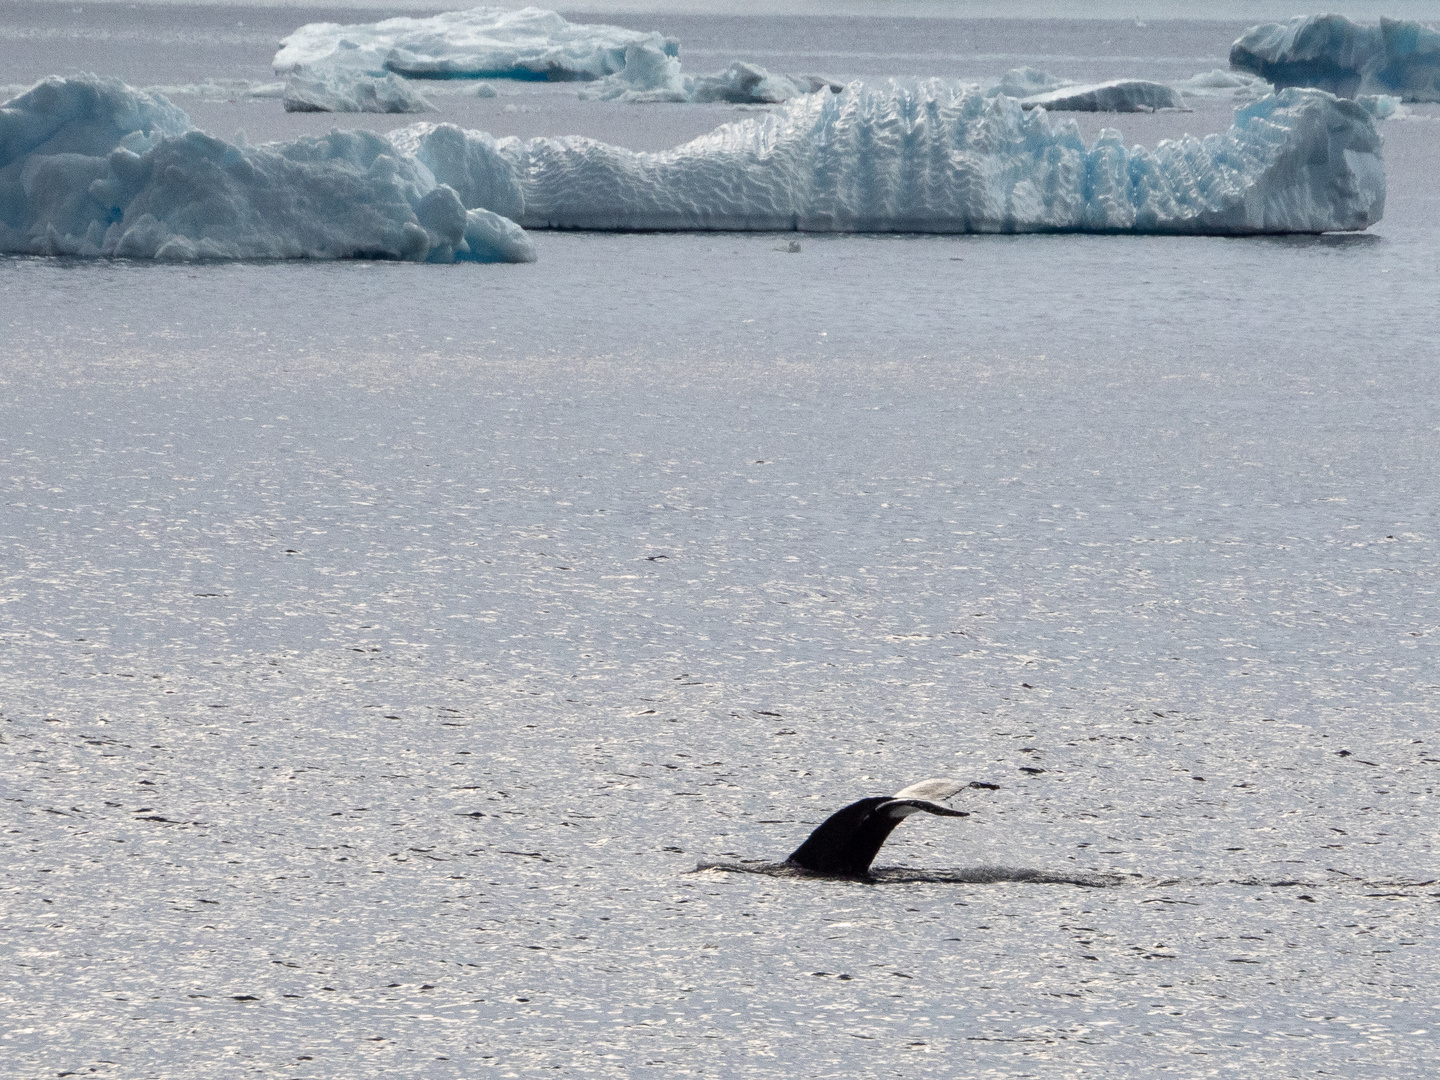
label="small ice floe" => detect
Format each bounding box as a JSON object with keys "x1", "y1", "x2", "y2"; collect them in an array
[
  {"x1": 282, "y1": 67, "x2": 432, "y2": 113},
  {"x1": 986, "y1": 68, "x2": 1184, "y2": 112},
  {"x1": 1018, "y1": 78, "x2": 1184, "y2": 113},
  {"x1": 984, "y1": 67, "x2": 1070, "y2": 99},
  {"x1": 1173, "y1": 68, "x2": 1269, "y2": 101},
  {"x1": 578, "y1": 39, "x2": 841, "y2": 105}
]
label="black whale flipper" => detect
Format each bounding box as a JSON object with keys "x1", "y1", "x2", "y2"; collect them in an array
[{"x1": 784, "y1": 788, "x2": 972, "y2": 878}]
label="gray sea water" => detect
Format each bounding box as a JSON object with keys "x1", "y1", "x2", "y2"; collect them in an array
[{"x1": 3, "y1": 4, "x2": 1439, "y2": 1078}]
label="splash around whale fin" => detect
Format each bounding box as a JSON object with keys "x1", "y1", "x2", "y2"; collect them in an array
[{"x1": 784, "y1": 778, "x2": 989, "y2": 878}]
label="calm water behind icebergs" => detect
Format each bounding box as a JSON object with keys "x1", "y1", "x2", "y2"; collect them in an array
[{"x1": 3, "y1": 6, "x2": 1439, "y2": 1078}]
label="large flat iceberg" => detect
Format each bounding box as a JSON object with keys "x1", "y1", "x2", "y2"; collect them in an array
[
  {"x1": 0, "y1": 76, "x2": 534, "y2": 262},
  {"x1": 397, "y1": 79, "x2": 1384, "y2": 235},
  {"x1": 1230, "y1": 15, "x2": 1440, "y2": 102},
  {"x1": 273, "y1": 6, "x2": 678, "y2": 82}
]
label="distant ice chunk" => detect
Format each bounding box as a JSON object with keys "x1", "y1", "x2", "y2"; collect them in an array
[
  {"x1": 1173, "y1": 68, "x2": 1269, "y2": 101},
  {"x1": 0, "y1": 76, "x2": 535, "y2": 263},
  {"x1": 576, "y1": 40, "x2": 688, "y2": 102},
  {"x1": 404, "y1": 80, "x2": 1384, "y2": 235},
  {"x1": 1020, "y1": 79, "x2": 1184, "y2": 112},
  {"x1": 283, "y1": 66, "x2": 432, "y2": 113},
  {"x1": 577, "y1": 40, "x2": 840, "y2": 104},
  {"x1": 1230, "y1": 15, "x2": 1440, "y2": 102},
  {"x1": 985, "y1": 68, "x2": 1183, "y2": 112},
  {"x1": 1357, "y1": 93, "x2": 1402, "y2": 119},
  {"x1": 459, "y1": 206, "x2": 535, "y2": 262},
  {"x1": 274, "y1": 6, "x2": 678, "y2": 82},
  {"x1": 687, "y1": 64, "x2": 841, "y2": 105},
  {"x1": 985, "y1": 67, "x2": 1070, "y2": 99}
]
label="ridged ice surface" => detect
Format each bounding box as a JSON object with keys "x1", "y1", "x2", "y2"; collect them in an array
[
  {"x1": 272, "y1": 5, "x2": 678, "y2": 82},
  {"x1": 1018, "y1": 78, "x2": 1185, "y2": 113},
  {"x1": 1231, "y1": 14, "x2": 1440, "y2": 103},
  {"x1": 405, "y1": 79, "x2": 1385, "y2": 234},
  {"x1": 0, "y1": 76, "x2": 534, "y2": 262},
  {"x1": 576, "y1": 40, "x2": 842, "y2": 105},
  {"x1": 282, "y1": 68, "x2": 433, "y2": 114}
]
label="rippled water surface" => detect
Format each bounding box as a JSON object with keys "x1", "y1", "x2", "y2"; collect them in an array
[{"x1": 3, "y1": 5, "x2": 1439, "y2": 1078}]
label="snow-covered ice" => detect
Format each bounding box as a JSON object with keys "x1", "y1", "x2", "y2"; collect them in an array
[
  {"x1": 402, "y1": 80, "x2": 1384, "y2": 235},
  {"x1": 1230, "y1": 14, "x2": 1440, "y2": 102},
  {"x1": 273, "y1": 5, "x2": 679, "y2": 83},
  {"x1": 282, "y1": 68, "x2": 432, "y2": 113},
  {"x1": 577, "y1": 39, "x2": 840, "y2": 105},
  {"x1": 1019, "y1": 78, "x2": 1184, "y2": 112},
  {"x1": 0, "y1": 76, "x2": 534, "y2": 262},
  {"x1": 273, "y1": 7, "x2": 835, "y2": 109}
]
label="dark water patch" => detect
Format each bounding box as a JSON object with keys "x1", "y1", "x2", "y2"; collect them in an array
[{"x1": 693, "y1": 860, "x2": 1127, "y2": 887}]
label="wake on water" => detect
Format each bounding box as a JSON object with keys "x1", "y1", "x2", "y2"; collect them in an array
[{"x1": 693, "y1": 860, "x2": 1132, "y2": 887}]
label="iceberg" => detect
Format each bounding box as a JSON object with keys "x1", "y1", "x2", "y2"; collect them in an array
[
  {"x1": 1173, "y1": 69, "x2": 1269, "y2": 102},
  {"x1": 0, "y1": 76, "x2": 534, "y2": 263},
  {"x1": 398, "y1": 79, "x2": 1384, "y2": 235},
  {"x1": 282, "y1": 67, "x2": 432, "y2": 113},
  {"x1": 985, "y1": 67, "x2": 1071, "y2": 99},
  {"x1": 1019, "y1": 79, "x2": 1184, "y2": 113},
  {"x1": 577, "y1": 40, "x2": 840, "y2": 105},
  {"x1": 1230, "y1": 15, "x2": 1440, "y2": 102},
  {"x1": 984, "y1": 69, "x2": 1183, "y2": 112},
  {"x1": 1357, "y1": 93, "x2": 1401, "y2": 119},
  {"x1": 273, "y1": 6, "x2": 679, "y2": 82}
]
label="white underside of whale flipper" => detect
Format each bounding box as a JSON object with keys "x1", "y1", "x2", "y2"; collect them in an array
[
  {"x1": 892, "y1": 778, "x2": 965, "y2": 802},
  {"x1": 880, "y1": 799, "x2": 969, "y2": 820}
]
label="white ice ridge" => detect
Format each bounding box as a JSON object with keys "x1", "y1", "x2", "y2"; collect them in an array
[
  {"x1": 283, "y1": 68, "x2": 433, "y2": 113},
  {"x1": 395, "y1": 79, "x2": 1385, "y2": 235},
  {"x1": 577, "y1": 39, "x2": 840, "y2": 104},
  {"x1": 0, "y1": 76, "x2": 535, "y2": 263},
  {"x1": 1018, "y1": 79, "x2": 1183, "y2": 113},
  {"x1": 1172, "y1": 69, "x2": 1270, "y2": 102},
  {"x1": 273, "y1": 6, "x2": 678, "y2": 82},
  {"x1": 1230, "y1": 15, "x2": 1440, "y2": 102},
  {"x1": 984, "y1": 68, "x2": 1183, "y2": 112}
]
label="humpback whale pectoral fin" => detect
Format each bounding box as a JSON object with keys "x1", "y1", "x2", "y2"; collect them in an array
[
  {"x1": 892, "y1": 777, "x2": 965, "y2": 802},
  {"x1": 878, "y1": 798, "x2": 970, "y2": 820}
]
